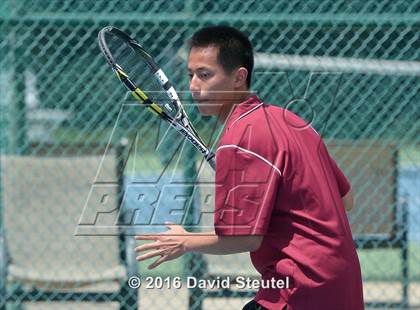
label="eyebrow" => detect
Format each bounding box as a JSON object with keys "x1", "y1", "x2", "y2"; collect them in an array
[{"x1": 188, "y1": 67, "x2": 211, "y2": 72}]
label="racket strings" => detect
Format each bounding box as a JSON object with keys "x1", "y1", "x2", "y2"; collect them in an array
[
  {"x1": 99, "y1": 27, "x2": 215, "y2": 169},
  {"x1": 103, "y1": 32, "x2": 178, "y2": 118}
]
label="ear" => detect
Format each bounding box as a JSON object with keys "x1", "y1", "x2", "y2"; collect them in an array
[{"x1": 234, "y1": 67, "x2": 248, "y2": 88}]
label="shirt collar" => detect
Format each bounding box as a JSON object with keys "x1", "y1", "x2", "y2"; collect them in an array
[{"x1": 225, "y1": 94, "x2": 264, "y2": 130}]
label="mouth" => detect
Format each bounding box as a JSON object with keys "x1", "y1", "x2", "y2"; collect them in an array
[{"x1": 193, "y1": 98, "x2": 208, "y2": 104}]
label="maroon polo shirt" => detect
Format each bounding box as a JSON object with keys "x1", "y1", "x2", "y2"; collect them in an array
[{"x1": 214, "y1": 95, "x2": 364, "y2": 310}]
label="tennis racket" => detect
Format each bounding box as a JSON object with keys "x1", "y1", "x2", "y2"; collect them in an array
[{"x1": 98, "y1": 26, "x2": 215, "y2": 170}]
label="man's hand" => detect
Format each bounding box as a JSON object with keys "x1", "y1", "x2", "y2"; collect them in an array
[
  {"x1": 342, "y1": 189, "x2": 354, "y2": 211},
  {"x1": 135, "y1": 223, "x2": 189, "y2": 269},
  {"x1": 135, "y1": 224, "x2": 263, "y2": 269}
]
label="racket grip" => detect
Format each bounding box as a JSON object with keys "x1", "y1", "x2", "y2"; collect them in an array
[{"x1": 206, "y1": 153, "x2": 216, "y2": 170}]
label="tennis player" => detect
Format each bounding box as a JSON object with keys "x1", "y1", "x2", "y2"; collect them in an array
[{"x1": 135, "y1": 25, "x2": 364, "y2": 310}]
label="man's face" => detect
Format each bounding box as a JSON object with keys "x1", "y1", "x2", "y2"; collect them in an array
[{"x1": 187, "y1": 46, "x2": 237, "y2": 116}]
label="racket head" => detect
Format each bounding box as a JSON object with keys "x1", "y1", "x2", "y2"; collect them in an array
[
  {"x1": 98, "y1": 26, "x2": 215, "y2": 169},
  {"x1": 98, "y1": 26, "x2": 183, "y2": 119}
]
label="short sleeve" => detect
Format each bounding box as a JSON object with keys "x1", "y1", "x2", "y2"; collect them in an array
[{"x1": 214, "y1": 146, "x2": 281, "y2": 236}]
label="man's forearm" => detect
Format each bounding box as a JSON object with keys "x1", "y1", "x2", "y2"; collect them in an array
[
  {"x1": 184, "y1": 232, "x2": 262, "y2": 255},
  {"x1": 135, "y1": 225, "x2": 262, "y2": 268}
]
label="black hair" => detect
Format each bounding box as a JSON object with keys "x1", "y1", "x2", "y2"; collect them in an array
[{"x1": 188, "y1": 25, "x2": 253, "y2": 88}]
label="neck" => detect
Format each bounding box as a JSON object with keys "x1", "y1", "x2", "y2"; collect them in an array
[{"x1": 218, "y1": 91, "x2": 251, "y2": 124}]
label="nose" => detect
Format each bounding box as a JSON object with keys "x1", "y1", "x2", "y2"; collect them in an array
[{"x1": 189, "y1": 75, "x2": 200, "y2": 100}]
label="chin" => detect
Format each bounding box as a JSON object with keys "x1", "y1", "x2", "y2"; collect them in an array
[{"x1": 197, "y1": 103, "x2": 218, "y2": 116}]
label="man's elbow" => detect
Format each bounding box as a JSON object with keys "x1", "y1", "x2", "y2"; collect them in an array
[
  {"x1": 247, "y1": 235, "x2": 263, "y2": 251},
  {"x1": 342, "y1": 189, "x2": 354, "y2": 211}
]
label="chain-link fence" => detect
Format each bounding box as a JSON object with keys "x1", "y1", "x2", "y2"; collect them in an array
[{"x1": 1, "y1": 0, "x2": 419, "y2": 309}]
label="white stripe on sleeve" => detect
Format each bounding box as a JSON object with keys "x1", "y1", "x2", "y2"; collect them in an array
[{"x1": 217, "y1": 144, "x2": 282, "y2": 177}]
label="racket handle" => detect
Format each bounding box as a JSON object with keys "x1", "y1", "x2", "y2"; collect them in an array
[{"x1": 206, "y1": 153, "x2": 216, "y2": 170}]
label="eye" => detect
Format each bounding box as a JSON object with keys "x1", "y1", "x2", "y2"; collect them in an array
[
  {"x1": 188, "y1": 73, "x2": 193, "y2": 80},
  {"x1": 199, "y1": 72, "x2": 210, "y2": 79}
]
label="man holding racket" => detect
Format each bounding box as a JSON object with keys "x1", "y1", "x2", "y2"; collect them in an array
[{"x1": 136, "y1": 26, "x2": 364, "y2": 310}]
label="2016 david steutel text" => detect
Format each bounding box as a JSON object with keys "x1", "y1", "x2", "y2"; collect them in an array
[{"x1": 128, "y1": 276, "x2": 290, "y2": 290}]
